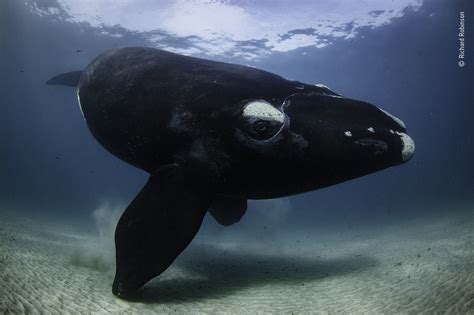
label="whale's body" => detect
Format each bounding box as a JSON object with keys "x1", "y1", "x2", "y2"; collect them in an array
[{"x1": 48, "y1": 47, "x2": 414, "y2": 297}]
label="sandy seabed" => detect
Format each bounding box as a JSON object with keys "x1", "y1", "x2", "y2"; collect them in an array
[{"x1": 0, "y1": 208, "x2": 472, "y2": 314}]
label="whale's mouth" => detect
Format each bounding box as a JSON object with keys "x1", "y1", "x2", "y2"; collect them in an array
[
  {"x1": 337, "y1": 107, "x2": 414, "y2": 164},
  {"x1": 345, "y1": 127, "x2": 414, "y2": 164},
  {"x1": 354, "y1": 138, "x2": 389, "y2": 156}
]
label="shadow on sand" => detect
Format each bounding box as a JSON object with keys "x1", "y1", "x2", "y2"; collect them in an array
[{"x1": 125, "y1": 244, "x2": 378, "y2": 304}]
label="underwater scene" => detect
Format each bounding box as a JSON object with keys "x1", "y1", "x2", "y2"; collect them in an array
[{"x1": 0, "y1": 0, "x2": 472, "y2": 313}]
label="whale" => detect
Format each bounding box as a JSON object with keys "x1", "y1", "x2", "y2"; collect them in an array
[{"x1": 47, "y1": 47, "x2": 415, "y2": 297}]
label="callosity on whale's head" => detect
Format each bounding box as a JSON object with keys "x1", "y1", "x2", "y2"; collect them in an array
[{"x1": 226, "y1": 88, "x2": 414, "y2": 198}]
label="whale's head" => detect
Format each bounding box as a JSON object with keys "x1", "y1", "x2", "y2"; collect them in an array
[{"x1": 231, "y1": 86, "x2": 414, "y2": 198}]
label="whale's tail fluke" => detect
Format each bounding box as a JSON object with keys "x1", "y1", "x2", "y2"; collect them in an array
[{"x1": 46, "y1": 71, "x2": 83, "y2": 87}]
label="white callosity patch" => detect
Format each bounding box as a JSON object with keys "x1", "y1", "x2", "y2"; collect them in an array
[
  {"x1": 243, "y1": 100, "x2": 284, "y2": 123},
  {"x1": 344, "y1": 131, "x2": 352, "y2": 137},
  {"x1": 315, "y1": 83, "x2": 330, "y2": 89},
  {"x1": 380, "y1": 109, "x2": 406, "y2": 129},
  {"x1": 367, "y1": 127, "x2": 375, "y2": 133},
  {"x1": 76, "y1": 89, "x2": 85, "y2": 119},
  {"x1": 314, "y1": 84, "x2": 343, "y2": 98},
  {"x1": 396, "y1": 131, "x2": 415, "y2": 161}
]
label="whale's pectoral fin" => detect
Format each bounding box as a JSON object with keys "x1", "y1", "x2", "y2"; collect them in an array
[
  {"x1": 208, "y1": 196, "x2": 247, "y2": 226},
  {"x1": 112, "y1": 165, "x2": 213, "y2": 298},
  {"x1": 46, "y1": 71, "x2": 83, "y2": 87}
]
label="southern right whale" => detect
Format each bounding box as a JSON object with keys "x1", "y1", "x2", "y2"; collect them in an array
[{"x1": 47, "y1": 47, "x2": 415, "y2": 297}]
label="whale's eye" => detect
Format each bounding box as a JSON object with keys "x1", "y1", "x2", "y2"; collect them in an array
[
  {"x1": 241, "y1": 100, "x2": 285, "y2": 141},
  {"x1": 248, "y1": 120, "x2": 282, "y2": 140},
  {"x1": 255, "y1": 121, "x2": 268, "y2": 132}
]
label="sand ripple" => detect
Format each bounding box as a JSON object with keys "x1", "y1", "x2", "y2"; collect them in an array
[{"x1": 0, "y1": 211, "x2": 472, "y2": 314}]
